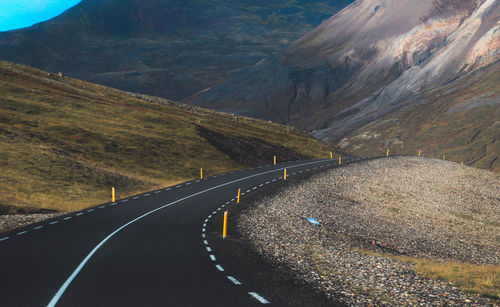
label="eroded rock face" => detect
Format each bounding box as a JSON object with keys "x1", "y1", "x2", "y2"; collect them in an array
[{"x1": 189, "y1": 0, "x2": 499, "y2": 143}]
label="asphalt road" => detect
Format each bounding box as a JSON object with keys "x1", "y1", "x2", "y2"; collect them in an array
[{"x1": 0, "y1": 157, "x2": 360, "y2": 306}]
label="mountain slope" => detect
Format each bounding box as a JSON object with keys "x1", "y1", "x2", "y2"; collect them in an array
[
  {"x1": 0, "y1": 60, "x2": 333, "y2": 213},
  {"x1": 188, "y1": 0, "x2": 499, "y2": 171},
  {"x1": 0, "y1": 0, "x2": 352, "y2": 101}
]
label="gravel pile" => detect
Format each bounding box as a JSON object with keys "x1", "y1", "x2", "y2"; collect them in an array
[
  {"x1": 0, "y1": 213, "x2": 61, "y2": 233},
  {"x1": 239, "y1": 157, "x2": 499, "y2": 305}
]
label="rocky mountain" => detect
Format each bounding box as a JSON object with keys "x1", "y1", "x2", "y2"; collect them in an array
[
  {"x1": 188, "y1": 0, "x2": 500, "y2": 170},
  {"x1": 0, "y1": 0, "x2": 352, "y2": 100}
]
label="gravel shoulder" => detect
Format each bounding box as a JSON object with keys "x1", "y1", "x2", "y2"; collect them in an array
[
  {"x1": 0, "y1": 213, "x2": 62, "y2": 233},
  {"x1": 238, "y1": 157, "x2": 499, "y2": 305}
]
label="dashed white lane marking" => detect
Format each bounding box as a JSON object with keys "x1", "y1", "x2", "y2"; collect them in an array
[
  {"x1": 213, "y1": 175, "x2": 218, "y2": 178},
  {"x1": 252, "y1": 187, "x2": 257, "y2": 190},
  {"x1": 204, "y1": 219, "x2": 208, "y2": 223},
  {"x1": 227, "y1": 276, "x2": 242, "y2": 285},
  {"x1": 98, "y1": 206, "x2": 106, "y2": 209},
  {"x1": 144, "y1": 193, "x2": 151, "y2": 197},
  {"x1": 17, "y1": 231, "x2": 28, "y2": 235},
  {"x1": 292, "y1": 172, "x2": 297, "y2": 175},
  {"x1": 215, "y1": 265, "x2": 224, "y2": 271},
  {"x1": 241, "y1": 192, "x2": 245, "y2": 196},
  {"x1": 166, "y1": 188, "x2": 172, "y2": 191},
  {"x1": 226, "y1": 201, "x2": 230, "y2": 205},
  {"x1": 298, "y1": 170, "x2": 303, "y2": 173},
  {"x1": 206, "y1": 247, "x2": 212, "y2": 252},
  {"x1": 132, "y1": 196, "x2": 139, "y2": 200},
  {"x1": 208, "y1": 215, "x2": 212, "y2": 218},
  {"x1": 313, "y1": 167, "x2": 318, "y2": 170},
  {"x1": 221, "y1": 204, "x2": 225, "y2": 208},
  {"x1": 209, "y1": 255, "x2": 216, "y2": 261},
  {"x1": 217, "y1": 208, "x2": 221, "y2": 211},
  {"x1": 202, "y1": 228, "x2": 206, "y2": 232},
  {"x1": 279, "y1": 176, "x2": 283, "y2": 179},
  {"x1": 195, "y1": 180, "x2": 200, "y2": 183},
  {"x1": 265, "y1": 181, "x2": 270, "y2": 184},
  {"x1": 259, "y1": 184, "x2": 264, "y2": 187},
  {"x1": 203, "y1": 240, "x2": 208, "y2": 245},
  {"x1": 76, "y1": 213, "x2": 83, "y2": 216},
  {"x1": 87, "y1": 209, "x2": 94, "y2": 212},
  {"x1": 231, "y1": 198, "x2": 235, "y2": 201},
  {"x1": 246, "y1": 190, "x2": 251, "y2": 193},
  {"x1": 63, "y1": 217, "x2": 72, "y2": 220},
  {"x1": 186, "y1": 182, "x2": 192, "y2": 186},
  {"x1": 50, "y1": 221, "x2": 59, "y2": 224},
  {"x1": 203, "y1": 223, "x2": 207, "y2": 227},
  {"x1": 272, "y1": 179, "x2": 277, "y2": 182},
  {"x1": 34, "y1": 226, "x2": 44, "y2": 230},
  {"x1": 212, "y1": 211, "x2": 216, "y2": 215},
  {"x1": 202, "y1": 234, "x2": 206, "y2": 238},
  {"x1": 176, "y1": 185, "x2": 182, "y2": 188},
  {"x1": 249, "y1": 292, "x2": 270, "y2": 304},
  {"x1": 154, "y1": 191, "x2": 161, "y2": 194},
  {"x1": 110, "y1": 202, "x2": 117, "y2": 206},
  {"x1": 121, "y1": 199, "x2": 129, "y2": 203},
  {"x1": 0, "y1": 237, "x2": 9, "y2": 241},
  {"x1": 306, "y1": 168, "x2": 310, "y2": 171}
]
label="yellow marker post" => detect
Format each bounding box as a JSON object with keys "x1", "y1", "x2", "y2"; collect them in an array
[
  {"x1": 330, "y1": 152, "x2": 333, "y2": 159},
  {"x1": 461, "y1": 162, "x2": 464, "y2": 165},
  {"x1": 200, "y1": 168, "x2": 203, "y2": 179},
  {"x1": 443, "y1": 155, "x2": 446, "y2": 161},
  {"x1": 418, "y1": 149, "x2": 421, "y2": 157},
  {"x1": 222, "y1": 211, "x2": 228, "y2": 239},
  {"x1": 112, "y1": 187, "x2": 115, "y2": 202},
  {"x1": 339, "y1": 156, "x2": 341, "y2": 165},
  {"x1": 284, "y1": 169, "x2": 287, "y2": 180},
  {"x1": 386, "y1": 149, "x2": 390, "y2": 157},
  {"x1": 237, "y1": 188, "x2": 241, "y2": 204},
  {"x1": 274, "y1": 156, "x2": 276, "y2": 165}
]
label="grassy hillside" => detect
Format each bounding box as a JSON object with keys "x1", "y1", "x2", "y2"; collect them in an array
[
  {"x1": 0, "y1": 61, "x2": 333, "y2": 213},
  {"x1": 338, "y1": 62, "x2": 500, "y2": 172}
]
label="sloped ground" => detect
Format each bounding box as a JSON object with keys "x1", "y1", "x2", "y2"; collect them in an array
[
  {"x1": 239, "y1": 157, "x2": 499, "y2": 305},
  {"x1": 0, "y1": 61, "x2": 333, "y2": 213}
]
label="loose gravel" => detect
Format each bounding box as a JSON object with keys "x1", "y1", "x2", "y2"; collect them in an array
[
  {"x1": 0, "y1": 213, "x2": 62, "y2": 233},
  {"x1": 239, "y1": 157, "x2": 499, "y2": 305}
]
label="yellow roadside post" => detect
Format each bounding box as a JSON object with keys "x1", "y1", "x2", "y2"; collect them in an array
[
  {"x1": 386, "y1": 149, "x2": 390, "y2": 156},
  {"x1": 418, "y1": 149, "x2": 421, "y2": 156},
  {"x1": 222, "y1": 211, "x2": 228, "y2": 239},
  {"x1": 274, "y1": 156, "x2": 276, "y2": 165},
  {"x1": 112, "y1": 187, "x2": 115, "y2": 202},
  {"x1": 200, "y1": 168, "x2": 203, "y2": 179},
  {"x1": 461, "y1": 162, "x2": 464, "y2": 165},
  {"x1": 443, "y1": 155, "x2": 446, "y2": 161},
  {"x1": 284, "y1": 169, "x2": 287, "y2": 180},
  {"x1": 237, "y1": 188, "x2": 241, "y2": 204},
  {"x1": 330, "y1": 152, "x2": 333, "y2": 159},
  {"x1": 339, "y1": 156, "x2": 341, "y2": 165}
]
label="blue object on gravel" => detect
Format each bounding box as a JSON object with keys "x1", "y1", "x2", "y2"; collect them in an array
[{"x1": 306, "y1": 218, "x2": 320, "y2": 226}]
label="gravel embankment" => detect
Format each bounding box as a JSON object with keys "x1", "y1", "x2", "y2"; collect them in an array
[
  {"x1": 0, "y1": 213, "x2": 62, "y2": 233},
  {"x1": 239, "y1": 157, "x2": 499, "y2": 305}
]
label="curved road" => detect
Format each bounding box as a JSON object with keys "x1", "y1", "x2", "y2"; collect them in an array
[{"x1": 0, "y1": 157, "x2": 360, "y2": 306}]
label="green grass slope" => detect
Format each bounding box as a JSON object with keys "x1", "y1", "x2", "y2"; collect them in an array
[
  {"x1": 338, "y1": 61, "x2": 499, "y2": 172},
  {"x1": 0, "y1": 61, "x2": 333, "y2": 213}
]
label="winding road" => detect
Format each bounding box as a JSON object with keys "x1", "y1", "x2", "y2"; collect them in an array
[{"x1": 0, "y1": 157, "x2": 358, "y2": 306}]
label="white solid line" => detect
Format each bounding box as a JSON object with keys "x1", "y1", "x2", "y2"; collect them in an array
[
  {"x1": 206, "y1": 247, "x2": 212, "y2": 252},
  {"x1": 203, "y1": 240, "x2": 208, "y2": 245},
  {"x1": 50, "y1": 221, "x2": 59, "y2": 224},
  {"x1": 249, "y1": 292, "x2": 270, "y2": 304},
  {"x1": 34, "y1": 226, "x2": 44, "y2": 230},
  {"x1": 76, "y1": 213, "x2": 83, "y2": 216},
  {"x1": 0, "y1": 237, "x2": 9, "y2": 241},
  {"x1": 47, "y1": 159, "x2": 331, "y2": 307},
  {"x1": 64, "y1": 217, "x2": 72, "y2": 220},
  {"x1": 227, "y1": 276, "x2": 242, "y2": 285},
  {"x1": 215, "y1": 265, "x2": 224, "y2": 271},
  {"x1": 17, "y1": 231, "x2": 28, "y2": 235},
  {"x1": 210, "y1": 255, "x2": 216, "y2": 261}
]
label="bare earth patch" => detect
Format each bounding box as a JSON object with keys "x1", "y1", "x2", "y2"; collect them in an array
[{"x1": 239, "y1": 157, "x2": 499, "y2": 305}]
